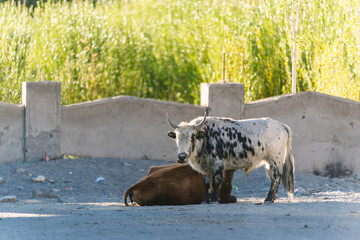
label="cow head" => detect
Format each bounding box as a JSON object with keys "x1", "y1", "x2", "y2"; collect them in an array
[{"x1": 166, "y1": 113, "x2": 207, "y2": 163}]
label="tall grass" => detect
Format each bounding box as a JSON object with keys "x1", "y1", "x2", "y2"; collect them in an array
[{"x1": 0, "y1": 0, "x2": 359, "y2": 105}]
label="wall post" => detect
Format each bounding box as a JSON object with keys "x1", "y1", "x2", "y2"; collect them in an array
[
  {"x1": 200, "y1": 83, "x2": 245, "y2": 119},
  {"x1": 22, "y1": 81, "x2": 61, "y2": 161}
]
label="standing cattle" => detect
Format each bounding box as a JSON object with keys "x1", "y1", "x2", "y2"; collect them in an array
[{"x1": 166, "y1": 113, "x2": 295, "y2": 203}]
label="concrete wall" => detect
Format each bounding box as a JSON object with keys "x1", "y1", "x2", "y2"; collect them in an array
[
  {"x1": 22, "y1": 82, "x2": 61, "y2": 161},
  {"x1": 242, "y1": 91, "x2": 360, "y2": 175},
  {"x1": 1, "y1": 81, "x2": 360, "y2": 176},
  {"x1": 201, "y1": 83, "x2": 245, "y2": 119},
  {"x1": 61, "y1": 96, "x2": 205, "y2": 161},
  {"x1": 0, "y1": 102, "x2": 24, "y2": 164}
]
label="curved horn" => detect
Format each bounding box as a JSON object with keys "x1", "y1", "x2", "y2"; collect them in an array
[
  {"x1": 194, "y1": 112, "x2": 207, "y2": 130},
  {"x1": 166, "y1": 113, "x2": 179, "y2": 129}
]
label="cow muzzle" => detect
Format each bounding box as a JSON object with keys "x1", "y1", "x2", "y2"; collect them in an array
[{"x1": 177, "y1": 153, "x2": 188, "y2": 163}]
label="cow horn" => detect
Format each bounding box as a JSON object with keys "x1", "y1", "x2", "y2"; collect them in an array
[
  {"x1": 194, "y1": 112, "x2": 207, "y2": 130},
  {"x1": 166, "y1": 113, "x2": 179, "y2": 129}
]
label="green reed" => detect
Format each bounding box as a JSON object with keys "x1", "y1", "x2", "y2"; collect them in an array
[{"x1": 0, "y1": 0, "x2": 359, "y2": 105}]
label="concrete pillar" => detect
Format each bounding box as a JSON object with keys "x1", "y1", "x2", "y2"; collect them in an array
[
  {"x1": 22, "y1": 81, "x2": 61, "y2": 161},
  {"x1": 200, "y1": 83, "x2": 245, "y2": 119}
]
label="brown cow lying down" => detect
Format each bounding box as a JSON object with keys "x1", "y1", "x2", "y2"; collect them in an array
[{"x1": 123, "y1": 163, "x2": 237, "y2": 206}]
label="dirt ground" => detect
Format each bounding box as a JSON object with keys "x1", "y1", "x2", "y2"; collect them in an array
[{"x1": 0, "y1": 158, "x2": 360, "y2": 240}]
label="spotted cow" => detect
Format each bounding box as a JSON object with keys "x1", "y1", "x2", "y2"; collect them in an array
[{"x1": 167, "y1": 113, "x2": 295, "y2": 203}]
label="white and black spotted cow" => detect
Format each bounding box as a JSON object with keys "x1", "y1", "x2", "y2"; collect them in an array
[{"x1": 166, "y1": 113, "x2": 295, "y2": 203}]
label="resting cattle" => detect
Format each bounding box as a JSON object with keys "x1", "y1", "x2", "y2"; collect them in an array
[
  {"x1": 166, "y1": 113, "x2": 295, "y2": 203},
  {"x1": 123, "y1": 163, "x2": 237, "y2": 206}
]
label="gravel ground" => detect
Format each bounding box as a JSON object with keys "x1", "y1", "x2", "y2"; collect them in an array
[{"x1": 0, "y1": 158, "x2": 360, "y2": 240}]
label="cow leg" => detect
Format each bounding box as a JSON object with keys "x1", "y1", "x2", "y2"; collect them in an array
[
  {"x1": 211, "y1": 162, "x2": 224, "y2": 202},
  {"x1": 265, "y1": 158, "x2": 281, "y2": 203},
  {"x1": 219, "y1": 169, "x2": 237, "y2": 204},
  {"x1": 202, "y1": 175, "x2": 212, "y2": 204}
]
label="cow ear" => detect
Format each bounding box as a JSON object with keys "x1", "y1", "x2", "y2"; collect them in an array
[
  {"x1": 196, "y1": 130, "x2": 207, "y2": 139},
  {"x1": 167, "y1": 131, "x2": 176, "y2": 139}
]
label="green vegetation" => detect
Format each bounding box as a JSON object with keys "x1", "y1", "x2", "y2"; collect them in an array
[{"x1": 0, "y1": 0, "x2": 359, "y2": 105}]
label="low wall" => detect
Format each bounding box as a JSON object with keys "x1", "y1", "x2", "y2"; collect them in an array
[
  {"x1": 242, "y1": 91, "x2": 360, "y2": 175},
  {"x1": 22, "y1": 82, "x2": 61, "y2": 161},
  {"x1": 61, "y1": 96, "x2": 205, "y2": 161},
  {"x1": 0, "y1": 102, "x2": 24, "y2": 164},
  {"x1": 1, "y1": 81, "x2": 360, "y2": 176}
]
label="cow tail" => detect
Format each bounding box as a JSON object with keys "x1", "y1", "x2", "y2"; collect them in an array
[
  {"x1": 123, "y1": 186, "x2": 136, "y2": 206},
  {"x1": 281, "y1": 124, "x2": 295, "y2": 200}
]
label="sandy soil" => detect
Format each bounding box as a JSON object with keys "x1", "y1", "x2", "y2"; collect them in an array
[{"x1": 0, "y1": 158, "x2": 360, "y2": 240}]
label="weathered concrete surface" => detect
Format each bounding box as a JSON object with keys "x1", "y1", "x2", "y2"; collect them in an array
[
  {"x1": 1, "y1": 81, "x2": 360, "y2": 176},
  {"x1": 22, "y1": 81, "x2": 61, "y2": 161},
  {"x1": 0, "y1": 102, "x2": 24, "y2": 164},
  {"x1": 61, "y1": 96, "x2": 205, "y2": 160},
  {"x1": 201, "y1": 82, "x2": 245, "y2": 119},
  {"x1": 242, "y1": 91, "x2": 360, "y2": 175}
]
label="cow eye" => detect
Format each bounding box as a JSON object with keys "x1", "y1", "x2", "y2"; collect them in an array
[{"x1": 167, "y1": 131, "x2": 176, "y2": 139}]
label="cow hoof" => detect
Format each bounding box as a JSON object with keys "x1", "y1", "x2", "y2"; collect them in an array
[
  {"x1": 219, "y1": 195, "x2": 237, "y2": 204},
  {"x1": 228, "y1": 195, "x2": 237, "y2": 203},
  {"x1": 264, "y1": 200, "x2": 274, "y2": 205}
]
